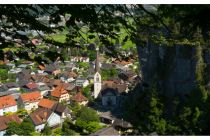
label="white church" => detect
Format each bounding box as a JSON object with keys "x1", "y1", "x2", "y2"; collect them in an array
[
  {"x1": 94, "y1": 46, "x2": 102, "y2": 99},
  {"x1": 93, "y1": 46, "x2": 117, "y2": 106}
]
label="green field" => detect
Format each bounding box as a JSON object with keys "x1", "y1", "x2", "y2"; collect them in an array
[{"x1": 47, "y1": 25, "x2": 135, "y2": 50}]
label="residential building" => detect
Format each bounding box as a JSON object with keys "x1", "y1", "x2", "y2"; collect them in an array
[
  {"x1": 75, "y1": 78, "x2": 89, "y2": 87},
  {"x1": 18, "y1": 91, "x2": 42, "y2": 111},
  {"x1": 36, "y1": 82, "x2": 51, "y2": 96},
  {"x1": 71, "y1": 92, "x2": 88, "y2": 106},
  {"x1": 51, "y1": 85, "x2": 69, "y2": 102},
  {"x1": 52, "y1": 103, "x2": 72, "y2": 119},
  {"x1": 38, "y1": 98, "x2": 56, "y2": 110},
  {"x1": 114, "y1": 60, "x2": 133, "y2": 69},
  {"x1": 38, "y1": 99, "x2": 71, "y2": 119},
  {"x1": 0, "y1": 115, "x2": 21, "y2": 136},
  {"x1": 5, "y1": 83, "x2": 20, "y2": 93},
  {"x1": 71, "y1": 56, "x2": 89, "y2": 63},
  {"x1": 29, "y1": 108, "x2": 61, "y2": 132},
  {"x1": 0, "y1": 95, "x2": 18, "y2": 116},
  {"x1": 23, "y1": 82, "x2": 39, "y2": 92}
]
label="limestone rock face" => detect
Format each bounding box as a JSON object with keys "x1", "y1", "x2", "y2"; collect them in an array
[{"x1": 137, "y1": 42, "x2": 209, "y2": 96}]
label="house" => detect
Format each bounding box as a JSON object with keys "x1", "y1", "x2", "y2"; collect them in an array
[
  {"x1": 101, "y1": 63, "x2": 115, "y2": 70},
  {"x1": 44, "y1": 64, "x2": 61, "y2": 75},
  {"x1": 8, "y1": 68, "x2": 22, "y2": 74},
  {"x1": 36, "y1": 82, "x2": 51, "y2": 96},
  {"x1": 0, "y1": 83, "x2": 21, "y2": 100},
  {"x1": 17, "y1": 64, "x2": 28, "y2": 69},
  {"x1": 5, "y1": 83, "x2": 20, "y2": 92},
  {"x1": 38, "y1": 98, "x2": 56, "y2": 110},
  {"x1": 114, "y1": 60, "x2": 133, "y2": 69},
  {"x1": 0, "y1": 95, "x2": 17, "y2": 116},
  {"x1": 22, "y1": 61, "x2": 35, "y2": 66},
  {"x1": 71, "y1": 56, "x2": 89, "y2": 63},
  {"x1": 71, "y1": 92, "x2": 88, "y2": 106},
  {"x1": 16, "y1": 69, "x2": 32, "y2": 87},
  {"x1": 75, "y1": 78, "x2": 89, "y2": 87},
  {"x1": 18, "y1": 91, "x2": 42, "y2": 111},
  {"x1": 6, "y1": 63, "x2": 16, "y2": 69},
  {"x1": 113, "y1": 118, "x2": 133, "y2": 131},
  {"x1": 46, "y1": 79, "x2": 62, "y2": 88},
  {"x1": 29, "y1": 108, "x2": 61, "y2": 132},
  {"x1": 31, "y1": 39, "x2": 42, "y2": 46},
  {"x1": 51, "y1": 85, "x2": 70, "y2": 102},
  {"x1": 60, "y1": 71, "x2": 77, "y2": 83},
  {"x1": 23, "y1": 82, "x2": 39, "y2": 92},
  {"x1": 101, "y1": 88, "x2": 117, "y2": 106},
  {"x1": 38, "y1": 99, "x2": 71, "y2": 119},
  {"x1": 52, "y1": 103, "x2": 72, "y2": 119},
  {"x1": 102, "y1": 80, "x2": 128, "y2": 94},
  {"x1": 59, "y1": 83, "x2": 76, "y2": 93},
  {"x1": 0, "y1": 115, "x2": 22, "y2": 136},
  {"x1": 0, "y1": 85, "x2": 8, "y2": 96}
]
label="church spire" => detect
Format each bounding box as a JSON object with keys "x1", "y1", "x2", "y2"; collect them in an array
[
  {"x1": 95, "y1": 46, "x2": 100, "y2": 73},
  {"x1": 94, "y1": 45, "x2": 102, "y2": 99}
]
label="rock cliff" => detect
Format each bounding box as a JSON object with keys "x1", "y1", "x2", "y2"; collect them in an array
[{"x1": 137, "y1": 41, "x2": 209, "y2": 97}]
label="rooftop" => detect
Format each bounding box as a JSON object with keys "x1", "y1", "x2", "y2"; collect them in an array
[
  {"x1": 0, "y1": 95, "x2": 17, "y2": 109},
  {"x1": 29, "y1": 108, "x2": 52, "y2": 126},
  {"x1": 20, "y1": 91, "x2": 41, "y2": 103},
  {"x1": 38, "y1": 98, "x2": 56, "y2": 109},
  {"x1": 0, "y1": 115, "x2": 21, "y2": 131},
  {"x1": 51, "y1": 85, "x2": 68, "y2": 98},
  {"x1": 71, "y1": 92, "x2": 87, "y2": 102}
]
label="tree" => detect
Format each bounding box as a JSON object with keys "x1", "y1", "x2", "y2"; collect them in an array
[
  {"x1": 4, "y1": 121, "x2": 22, "y2": 136},
  {"x1": 19, "y1": 118, "x2": 35, "y2": 136},
  {"x1": 52, "y1": 128, "x2": 62, "y2": 136},
  {"x1": 62, "y1": 118, "x2": 78, "y2": 136},
  {"x1": 75, "y1": 106, "x2": 101, "y2": 134},
  {"x1": 0, "y1": 69, "x2": 8, "y2": 82},
  {"x1": 85, "y1": 121, "x2": 102, "y2": 133},
  {"x1": 42, "y1": 124, "x2": 52, "y2": 136},
  {"x1": 76, "y1": 106, "x2": 99, "y2": 123},
  {"x1": 16, "y1": 109, "x2": 28, "y2": 118},
  {"x1": 82, "y1": 85, "x2": 93, "y2": 101}
]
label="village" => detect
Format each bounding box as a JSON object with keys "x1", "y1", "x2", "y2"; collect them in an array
[{"x1": 0, "y1": 39, "x2": 140, "y2": 136}]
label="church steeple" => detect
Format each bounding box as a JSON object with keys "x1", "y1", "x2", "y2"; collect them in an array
[
  {"x1": 94, "y1": 45, "x2": 102, "y2": 99},
  {"x1": 95, "y1": 46, "x2": 100, "y2": 73}
]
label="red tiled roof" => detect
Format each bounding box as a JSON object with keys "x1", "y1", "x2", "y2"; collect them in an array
[
  {"x1": 26, "y1": 82, "x2": 38, "y2": 89},
  {"x1": 0, "y1": 95, "x2": 17, "y2": 109},
  {"x1": 0, "y1": 115, "x2": 21, "y2": 131},
  {"x1": 38, "y1": 99, "x2": 56, "y2": 109},
  {"x1": 114, "y1": 60, "x2": 132, "y2": 65},
  {"x1": 72, "y1": 93, "x2": 87, "y2": 102},
  {"x1": 20, "y1": 91, "x2": 42, "y2": 103},
  {"x1": 29, "y1": 108, "x2": 52, "y2": 126},
  {"x1": 53, "y1": 79, "x2": 62, "y2": 86},
  {"x1": 38, "y1": 65, "x2": 45, "y2": 70},
  {"x1": 51, "y1": 85, "x2": 68, "y2": 98}
]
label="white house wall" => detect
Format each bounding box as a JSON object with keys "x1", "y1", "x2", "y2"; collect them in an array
[
  {"x1": 35, "y1": 124, "x2": 45, "y2": 132},
  {"x1": 0, "y1": 130, "x2": 6, "y2": 136},
  {"x1": 0, "y1": 105, "x2": 18, "y2": 116},
  {"x1": 47, "y1": 113, "x2": 61, "y2": 127}
]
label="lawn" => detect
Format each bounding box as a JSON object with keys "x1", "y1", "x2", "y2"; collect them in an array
[{"x1": 46, "y1": 23, "x2": 135, "y2": 50}]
